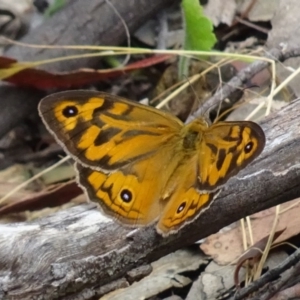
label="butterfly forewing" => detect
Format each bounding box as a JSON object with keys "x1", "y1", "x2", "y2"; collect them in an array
[
  {"x1": 197, "y1": 121, "x2": 265, "y2": 190},
  {"x1": 39, "y1": 90, "x2": 183, "y2": 171}
]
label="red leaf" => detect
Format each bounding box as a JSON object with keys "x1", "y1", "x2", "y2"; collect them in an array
[
  {"x1": 0, "y1": 180, "x2": 83, "y2": 215},
  {"x1": 0, "y1": 54, "x2": 172, "y2": 89}
]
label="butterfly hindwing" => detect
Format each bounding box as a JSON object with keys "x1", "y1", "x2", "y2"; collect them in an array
[{"x1": 75, "y1": 138, "x2": 185, "y2": 226}]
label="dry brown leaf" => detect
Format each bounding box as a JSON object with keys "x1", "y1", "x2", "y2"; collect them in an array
[{"x1": 200, "y1": 199, "x2": 300, "y2": 265}]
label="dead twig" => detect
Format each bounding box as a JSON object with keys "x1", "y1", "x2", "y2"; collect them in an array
[{"x1": 234, "y1": 248, "x2": 300, "y2": 300}]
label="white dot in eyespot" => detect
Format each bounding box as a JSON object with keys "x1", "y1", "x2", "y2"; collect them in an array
[
  {"x1": 120, "y1": 189, "x2": 132, "y2": 203},
  {"x1": 62, "y1": 105, "x2": 78, "y2": 117},
  {"x1": 245, "y1": 141, "x2": 254, "y2": 153},
  {"x1": 177, "y1": 202, "x2": 186, "y2": 213}
]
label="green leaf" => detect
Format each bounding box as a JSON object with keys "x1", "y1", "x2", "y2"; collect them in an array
[{"x1": 181, "y1": 0, "x2": 216, "y2": 51}]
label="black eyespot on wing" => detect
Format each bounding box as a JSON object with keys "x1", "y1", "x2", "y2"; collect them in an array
[
  {"x1": 62, "y1": 105, "x2": 78, "y2": 117},
  {"x1": 244, "y1": 141, "x2": 254, "y2": 153},
  {"x1": 177, "y1": 202, "x2": 186, "y2": 214},
  {"x1": 120, "y1": 189, "x2": 132, "y2": 203}
]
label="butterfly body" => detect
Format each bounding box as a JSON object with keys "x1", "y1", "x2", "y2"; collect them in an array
[{"x1": 39, "y1": 90, "x2": 265, "y2": 235}]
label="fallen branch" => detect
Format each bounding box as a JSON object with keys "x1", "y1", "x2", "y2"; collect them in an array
[{"x1": 0, "y1": 95, "x2": 300, "y2": 299}]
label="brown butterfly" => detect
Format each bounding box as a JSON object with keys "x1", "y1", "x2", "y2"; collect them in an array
[{"x1": 38, "y1": 90, "x2": 265, "y2": 236}]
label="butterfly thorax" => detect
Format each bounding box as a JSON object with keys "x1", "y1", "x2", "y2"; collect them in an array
[{"x1": 181, "y1": 118, "x2": 209, "y2": 150}]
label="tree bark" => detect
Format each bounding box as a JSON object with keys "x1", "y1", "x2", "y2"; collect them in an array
[
  {"x1": 0, "y1": 97, "x2": 300, "y2": 299},
  {"x1": 0, "y1": 0, "x2": 178, "y2": 138}
]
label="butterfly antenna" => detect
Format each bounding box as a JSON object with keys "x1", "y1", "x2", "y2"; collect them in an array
[
  {"x1": 105, "y1": 0, "x2": 131, "y2": 66},
  {"x1": 200, "y1": 88, "x2": 223, "y2": 123},
  {"x1": 213, "y1": 85, "x2": 261, "y2": 123},
  {"x1": 183, "y1": 74, "x2": 202, "y2": 106}
]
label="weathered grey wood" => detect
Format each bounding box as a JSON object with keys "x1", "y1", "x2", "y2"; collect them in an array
[{"x1": 0, "y1": 97, "x2": 300, "y2": 299}]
